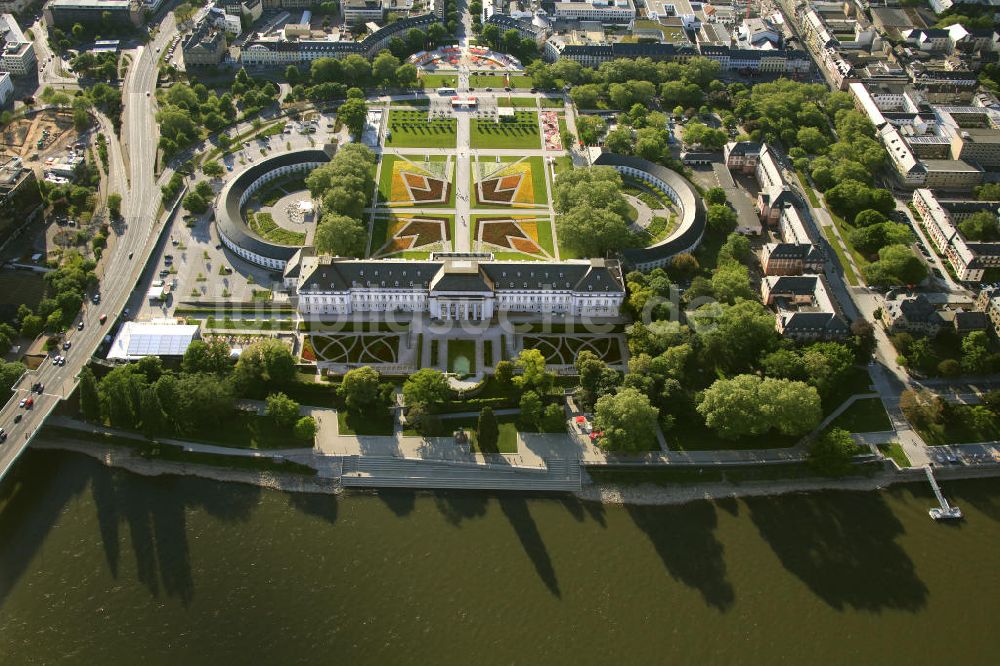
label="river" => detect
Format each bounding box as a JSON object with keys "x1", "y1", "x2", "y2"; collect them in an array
[{"x1": 1, "y1": 449, "x2": 998, "y2": 664}]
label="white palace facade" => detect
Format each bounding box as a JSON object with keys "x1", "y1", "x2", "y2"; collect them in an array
[{"x1": 288, "y1": 254, "x2": 626, "y2": 321}]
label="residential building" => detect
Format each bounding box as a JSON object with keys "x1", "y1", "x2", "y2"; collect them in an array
[
  {"x1": 974, "y1": 288, "x2": 1000, "y2": 337},
  {"x1": 760, "y1": 242, "x2": 824, "y2": 276},
  {"x1": 553, "y1": 0, "x2": 636, "y2": 24},
  {"x1": 44, "y1": 0, "x2": 143, "y2": 28},
  {"x1": 182, "y1": 18, "x2": 228, "y2": 67},
  {"x1": 0, "y1": 14, "x2": 35, "y2": 76},
  {"x1": 0, "y1": 1, "x2": 33, "y2": 14},
  {"x1": 949, "y1": 128, "x2": 1000, "y2": 170},
  {"x1": 880, "y1": 293, "x2": 945, "y2": 336},
  {"x1": 295, "y1": 255, "x2": 625, "y2": 320},
  {"x1": 912, "y1": 188, "x2": 1000, "y2": 282},
  {"x1": 762, "y1": 274, "x2": 848, "y2": 340},
  {"x1": 0, "y1": 70, "x2": 11, "y2": 105},
  {"x1": 342, "y1": 0, "x2": 384, "y2": 24}
]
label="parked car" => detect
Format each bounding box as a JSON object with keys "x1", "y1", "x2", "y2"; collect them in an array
[
  {"x1": 13, "y1": 414, "x2": 22, "y2": 423},
  {"x1": 77, "y1": 321, "x2": 85, "y2": 330},
  {"x1": 62, "y1": 341, "x2": 71, "y2": 350},
  {"x1": 99, "y1": 314, "x2": 107, "y2": 324}
]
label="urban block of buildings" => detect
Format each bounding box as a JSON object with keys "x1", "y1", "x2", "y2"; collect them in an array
[{"x1": 912, "y1": 188, "x2": 1000, "y2": 283}]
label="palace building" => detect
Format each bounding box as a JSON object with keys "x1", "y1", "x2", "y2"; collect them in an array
[{"x1": 292, "y1": 254, "x2": 626, "y2": 321}]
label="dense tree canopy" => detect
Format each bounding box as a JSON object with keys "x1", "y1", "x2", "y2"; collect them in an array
[
  {"x1": 698, "y1": 374, "x2": 822, "y2": 439},
  {"x1": 594, "y1": 387, "x2": 660, "y2": 451}
]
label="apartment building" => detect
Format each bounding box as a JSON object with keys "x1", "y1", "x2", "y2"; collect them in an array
[
  {"x1": 912, "y1": 188, "x2": 1000, "y2": 282},
  {"x1": 762, "y1": 274, "x2": 848, "y2": 340},
  {"x1": 0, "y1": 14, "x2": 35, "y2": 76}
]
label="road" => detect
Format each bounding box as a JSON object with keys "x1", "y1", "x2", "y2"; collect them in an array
[{"x1": 0, "y1": 18, "x2": 180, "y2": 481}]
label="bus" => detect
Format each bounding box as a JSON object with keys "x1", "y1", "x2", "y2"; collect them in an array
[{"x1": 436, "y1": 87, "x2": 457, "y2": 95}]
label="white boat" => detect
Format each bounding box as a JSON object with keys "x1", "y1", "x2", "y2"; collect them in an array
[{"x1": 929, "y1": 506, "x2": 963, "y2": 520}]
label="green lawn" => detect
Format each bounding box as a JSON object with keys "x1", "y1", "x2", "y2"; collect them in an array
[
  {"x1": 541, "y1": 97, "x2": 565, "y2": 108},
  {"x1": 470, "y1": 111, "x2": 540, "y2": 149},
  {"x1": 509, "y1": 75, "x2": 533, "y2": 88},
  {"x1": 827, "y1": 397, "x2": 892, "y2": 433},
  {"x1": 878, "y1": 442, "x2": 911, "y2": 468},
  {"x1": 419, "y1": 73, "x2": 458, "y2": 89},
  {"x1": 247, "y1": 212, "x2": 305, "y2": 246},
  {"x1": 385, "y1": 109, "x2": 456, "y2": 148},
  {"x1": 337, "y1": 408, "x2": 395, "y2": 436},
  {"x1": 448, "y1": 339, "x2": 477, "y2": 376},
  {"x1": 552, "y1": 155, "x2": 573, "y2": 178},
  {"x1": 496, "y1": 96, "x2": 538, "y2": 108},
  {"x1": 469, "y1": 73, "x2": 509, "y2": 88},
  {"x1": 821, "y1": 225, "x2": 860, "y2": 286}
]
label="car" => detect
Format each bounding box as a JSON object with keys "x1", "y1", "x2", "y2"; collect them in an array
[
  {"x1": 159, "y1": 269, "x2": 170, "y2": 277},
  {"x1": 485, "y1": 87, "x2": 492, "y2": 92},
  {"x1": 171, "y1": 238, "x2": 179, "y2": 245},
  {"x1": 13, "y1": 414, "x2": 21, "y2": 423},
  {"x1": 124, "y1": 308, "x2": 130, "y2": 317},
  {"x1": 52, "y1": 356, "x2": 61, "y2": 366},
  {"x1": 18, "y1": 398, "x2": 26, "y2": 408},
  {"x1": 62, "y1": 341, "x2": 71, "y2": 350},
  {"x1": 146, "y1": 92, "x2": 150, "y2": 97},
  {"x1": 35, "y1": 384, "x2": 43, "y2": 394},
  {"x1": 77, "y1": 321, "x2": 85, "y2": 330},
  {"x1": 504, "y1": 87, "x2": 511, "y2": 92},
  {"x1": 58, "y1": 358, "x2": 65, "y2": 366},
  {"x1": 0, "y1": 431, "x2": 6, "y2": 442},
  {"x1": 92, "y1": 293, "x2": 100, "y2": 304},
  {"x1": 164, "y1": 254, "x2": 174, "y2": 261},
  {"x1": 25, "y1": 398, "x2": 33, "y2": 409},
  {"x1": 99, "y1": 314, "x2": 107, "y2": 324},
  {"x1": 128, "y1": 251, "x2": 134, "y2": 259}
]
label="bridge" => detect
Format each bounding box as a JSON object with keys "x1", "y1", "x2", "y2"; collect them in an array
[{"x1": 0, "y1": 20, "x2": 181, "y2": 483}]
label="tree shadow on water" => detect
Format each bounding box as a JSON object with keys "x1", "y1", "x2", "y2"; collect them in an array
[
  {"x1": 0, "y1": 450, "x2": 90, "y2": 608},
  {"x1": 91, "y1": 468, "x2": 262, "y2": 607},
  {"x1": 558, "y1": 496, "x2": 607, "y2": 527},
  {"x1": 626, "y1": 502, "x2": 735, "y2": 611},
  {"x1": 377, "y1": 490, "x2": 415, "y2": 517},
  {"x1": 432, "y1": 490, "x2": 488, "y2": 526},
  {"x1": 499, "y1": 494, "x2": 561, "y2": 598},
  {"x1": 745, "y1": 491, "x2": 928, "y2": 612},
  {"x1": 288, "y1": 492, "x2": 339, "y2": 524}
]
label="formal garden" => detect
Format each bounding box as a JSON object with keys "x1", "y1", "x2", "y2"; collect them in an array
[
  {"x1": 472, "y1": 156, "x2": 548, "y2": 207},
  {"x1": 384, "y1": 109, "x2": 457, "y2": 148},
  {"x1": 470, "y1": 111, "x2": 540, "y2": 149},
  {"x1": 377, "y1": 155, "x2": 454, "y2": 207},
  {"x1": 369, "y1": 214, "x2": 455, "y2": 259},
  {"x1": 472, "y1": 215, "x2": 554, "y2": 260}
]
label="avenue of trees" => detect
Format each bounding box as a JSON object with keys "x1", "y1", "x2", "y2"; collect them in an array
[
  {"x1": 306, "y1": 144, "x2": 377, "y2": 257},
  {"x1": 78, "y1": 339, "x2": 315, "y2": 442}
]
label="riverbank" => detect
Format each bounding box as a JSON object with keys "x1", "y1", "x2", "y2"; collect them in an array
[
  {"x1": 31, "y1": 437, "x2": 340, "y2": 496},
  {"x1": 31, "y1": 436, "x2": 1000, "y2": 506}
]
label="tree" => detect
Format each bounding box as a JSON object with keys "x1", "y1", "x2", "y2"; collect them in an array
[
  {"x1": 170, "y1": 372, "x2": 235, "y2": 434},
  {"x1": 853, "y1": 209, "x2": 887, "y2": 227},
  {"x1": 706, "y1": 204, "x2": 737, "y2": 235},
  {"x1": 593, "y1": 387, "x2": 660, "y2": 451},
  {"x1": 339, "y1": 366, "x2": 382, "y2": 413},
  {"x1": 575, "y1": 115, "x2": 606, "y2": 146},
  {"x1": 294, "y1": 416, "x2": 317, "y2": 442},
  {"x1": 961, "y1": 330, "x2": 991, "y2": 375},
  {"x1": 682, "y1": 122, "x2": 726, "y2": 149},
  {"x1": 372, "y1": 51, "x2": 400, "y2": 86},
  {"x1": 337, "y1": 97, "x2": 368, "y2": 140},
  {"x1": 395, "y1": 63, "x2": 417, "y2": 88},
  {"x1": 182, "y1": 339, "x2": 231, "y2": 374},
  {"x1": 862, "y1": 244, "x2": 928, "y2": 286},
  {"x1": 900, "y1": 388, "x2": 944, "y2": 428},
  {"x1": 202, "y1": 160, "x2": 225, "y2": 178},
  {"x1": 958, "y1": 210, "x2": 1000, "y2": 241},
  {"x1": 265, "y1": 392, "x2": 301, "y2": 427},
  {"x1": 0, "y1": 361, "x2": 26, "y2": 406},
  {"x1": 556, "y1": 204, "x2": 631, "y2": 257},
  {"x1": 477, "y1": 407, "x2": 499, "y2": 452},
  {"x1": 718, "y1": 232, "x2": 751, "y2": 265},
  {"x1": 234, "y1": 339, "x2": 295, "y2": 390},
  {"x1": 808, "y1": 428, "x2": 857, "y2": 476},
  {"x1": 796, "y1": 126, "x2": 827, "y2": 154},
  {"x1": 73, "y1": 107, "x2": 89, "y2": 131},
  {"x1": 704, "y1": 187, "x2": 727, "y2": 206},
  {"x1": 515, "y1": 349, "x2": 553, "y2": 393},
  {"x1": 494, "y1": 360, "x2": 514, "y2": 386},
  {"x1": 669, "y1": 253, "x2": 700, "y2": 281},
  {"x1": 697, "y1": 375, "x2": 821, "y2": 439},
  {"x1": 182, "y1": 190, "x2": 209, "y2": 214},
  {"x1": 403, "y1": 368, "x2": 450, "y2": 407},
  {"x1": 106, "y1": 193, "x2": 122, "y2": 218},
  {"x1": 710, "y1": 262, "x2": 752, "y2": 304},
  {"x1": 139, "y1": 386, "x2": 165, "y2": 439},
  {"x1": 519, "y1": 391, "x2": 543, "y2": 428},
  {"x1": 315, "y1": 213, "x2": 367, "y2": 257},
  {"x1": 576, "y1": 350, "x2": 619, "y2": 410}
]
